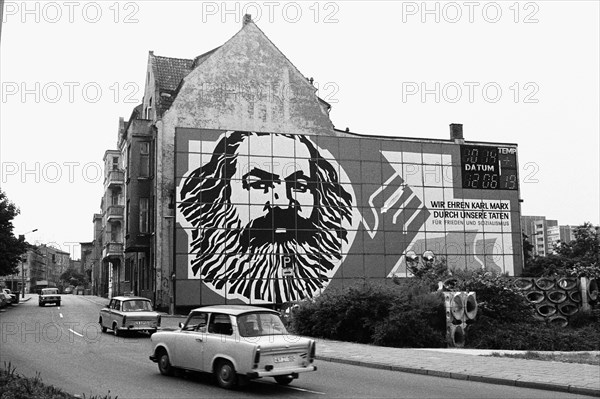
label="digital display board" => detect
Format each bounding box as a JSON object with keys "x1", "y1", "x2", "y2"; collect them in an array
[{"x1": 461, "y1": 145, "x2": 518, "y2": 190}]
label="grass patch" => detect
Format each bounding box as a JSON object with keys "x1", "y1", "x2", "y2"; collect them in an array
[
  {"x1": 488, "y1": 351, "x2": 600, "y2": 365},
  {"x1": 0, "y1": 362, "x2": 116, "y2": 399}
]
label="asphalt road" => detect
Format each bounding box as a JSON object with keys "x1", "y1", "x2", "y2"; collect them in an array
[{"x1": 0, "y1": 296, "x2": 589, "y2": 398}]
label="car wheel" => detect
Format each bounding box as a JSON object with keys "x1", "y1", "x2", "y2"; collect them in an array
[
  {"x1": 215, "y1": 359, "x2": 237, "y2": 389},
  {"x1": 157, "y1": 349, "x2": 174, "y2": 376},
  {"x1": 113, "y1": 323, "x2": 120, "y2": 337},
  {"x1": 57, "y1": 302, "x2": 61, "y2": 306},
  {"x1": 274, "y1": 375, "x2": 294, "y2": 385},
  {"x1": 99, "y1": 319, "x2": 107, "y2": 333}
]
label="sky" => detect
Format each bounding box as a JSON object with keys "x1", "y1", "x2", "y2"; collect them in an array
[{"x1": 0, "y1": 0, "x2": 598, "y2": 260}]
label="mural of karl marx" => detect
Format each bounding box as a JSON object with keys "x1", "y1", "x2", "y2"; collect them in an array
[{"x1": 179, "y1": 131, "x2": 354, "y2": 303}]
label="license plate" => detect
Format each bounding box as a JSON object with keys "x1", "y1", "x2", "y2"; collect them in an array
[
  {"x1": 273, "y1": 355, "x2": 295, "y2": 363},
  {"x1": 135, "y1": 321, "x2": 151, "y2": 326}
]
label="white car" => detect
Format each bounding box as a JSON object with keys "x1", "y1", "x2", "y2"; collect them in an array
[
  {"x1": 39, "y1": 288, "x2": 61, "y2": 307},
  {"x1": 99, "y1": 296, "x2": 161, "y2": 336},
  {"x1": 1, "y1": 288, "x2": 16, "y2": 304},
  {"x1": 149, "y1": 305, "x2": 317, "y2": 389}
]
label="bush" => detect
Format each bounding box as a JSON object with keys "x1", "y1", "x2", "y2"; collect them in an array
[
  {"x1": 372, "y1": 292, "x2": 447, "y2": 348},
  {"x1": 0, "y1": 362, "x2": 116, "y2": 399},
  {"x1": 292, "y1": 280, "x2": 447, "y2": 347},
  {"x1": 451, "y1": 269, "x2": 535, "y2": 323},
  {"x1": 467, "y1": 317, "x2": 600, "y2": 351},
  {"x1": 292, "y1": 281, "x2": 401, "y2": 343},
  {"x1": 292, "y1": 271, "x2": 599, "y2": 351}
]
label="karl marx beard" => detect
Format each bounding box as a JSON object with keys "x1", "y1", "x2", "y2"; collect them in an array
[{"x1": 179, "y1": 131, "x2": 353, "y2": 304}]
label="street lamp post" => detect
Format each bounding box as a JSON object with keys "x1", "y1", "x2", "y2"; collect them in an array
[{"x1": 18, "y1": 229, "x2": 38, "y2": 298}]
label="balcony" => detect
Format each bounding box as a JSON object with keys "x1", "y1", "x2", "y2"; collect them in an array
[
  {"x1": 103, "y1": 242, "x2": 123, "y2": 259},
  {"x1": 106, "y1": 205, "x2": 124, "y2": 222},
  {"x1": 106, "y1": 170, "x2": 125, "y2": 188}
]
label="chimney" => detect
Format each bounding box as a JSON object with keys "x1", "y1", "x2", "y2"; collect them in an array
[
  {"x1": 450, "y1": 123, "x2": 464, "y2": 143},
  {"x1": 243, "y1": 14, "x2": 252, "y2": 26}
]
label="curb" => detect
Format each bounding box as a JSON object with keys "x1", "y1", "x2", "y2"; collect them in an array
[{"x1": 316, "y1": 356, "x2": 600, "y2": 397}]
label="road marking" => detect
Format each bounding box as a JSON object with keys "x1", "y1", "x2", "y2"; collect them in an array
[
  {"x1": 69, "y1": 328, "x2": 83, "y2": 338},
  {"x1": 59, "y1": 313, "x2": 63, "y2": 318},
  {"x1": 286, "y1": 386, "x2": 326, "y2": 395},
  {"x1": 261, "y1": 381, "x2": 325, "y2": 395}
]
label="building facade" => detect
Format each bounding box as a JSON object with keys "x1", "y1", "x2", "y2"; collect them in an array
[
  {"x1": 91, "y1": 213, "x2": 105, "y2": 296},
  {"x1": 101, "y1": 16, "x2": 523, "y2": 311}
]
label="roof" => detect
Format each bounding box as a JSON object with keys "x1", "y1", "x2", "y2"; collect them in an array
[
  {"x1": 153, "y1": 55, "x2": 195, "y2": 92},
  {"x1": 150, "y1": 48, "x2": 219, "y2": 116},
  {"x1": 189, "y1": 305, "x2": 279, "y2": 316},
  {"x1": 110, "y1": 296, "x2": 152, "y2": 301}
]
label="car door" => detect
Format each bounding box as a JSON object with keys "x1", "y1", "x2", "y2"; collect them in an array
[
  {"x1": 203, "y1": 313, "x2": 234, "y2": 369},
  {"x1": 174, "y1": 312, "x2": 208, "y2": 371},
  {"x1": 101, "y1": 299, "x2": 115, "y2": 329},
  {"x1": 112, "y1": 300, "x2": 123, "y2": 327}
]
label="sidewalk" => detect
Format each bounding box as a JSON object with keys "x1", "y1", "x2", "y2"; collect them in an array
[
  {"x1": 82, "y1": 297, "x2": 600, "y2": 397},
  {"x1": 158, "y1": 313, "x2": 599, "y2": 397}
]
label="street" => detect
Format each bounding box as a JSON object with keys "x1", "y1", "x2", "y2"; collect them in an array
[{"x1": 0, "y1": 296, "x2": 588, "y2": 398}]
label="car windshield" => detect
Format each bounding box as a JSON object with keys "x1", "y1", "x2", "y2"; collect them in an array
[
  {"x1": 122, "y1": 300, "x2": 153, "y2": 312},
  {"x1": 237, "y1": 312, "x2": 288, "y2": 337},
  {"x1": 42, "y1": 289, "x2": 59, "y2": 295}
]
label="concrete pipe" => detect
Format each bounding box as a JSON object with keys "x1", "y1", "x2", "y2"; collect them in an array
[
  {"x1": 569, "y1": 291, "x2": 582, "y2": 303},
  {"x1": 447, "y1": 324, "x2": 466, "y2": 348},
  {"x1": 556, "y1": 277, "x2": 577, "y2": 291},
  {"x1": 526, "y1": 291, "x2": 545, "y2": 304},
  {"x1": 558, "y1": 302, "x2": 579, "y2": 317},
  {"x1": 588, "y1": 279, "x2": 598, "y2": 301},
  {"x1": 464, "y1": 292, "x2": 478, "y2": 320},
  {"x1": 547, "y1": 290, "x2": 568, "y2": 304},
  {"x1": 535, "y1": 277, "x2": 555, "y2": 291},
  {"x1": 513, "y1": 278, "x2": 534, "y2": 291},
  {"x1": 536, "y1": 303, "x2": 557, "y2": 317},
  {"x1": 548, "y1": 315, "x2": 569, "y2": 327}
]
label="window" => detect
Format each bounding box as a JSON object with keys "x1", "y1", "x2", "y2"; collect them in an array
[
  {"x1": 183, "y1": 312, "x2": 208, "y2": 332},
  {"x1": 112, "y1": 157, "x2": 119, "y2": 171},
  {"x1": 110, "y1": 223, "x2": 120, "y2": 242},
  {"x1": 111, "y1": 190, "x2": 119, "y2": 206},
  {"x1": 208, "y1": 313, "x2": 233, "y2": 335},
  {"x1": 139, "y1": 198, "x2": 149, "y2": 233},
  {"x1": 140, "y1": 142, "x2": 150, "y2": 177}
]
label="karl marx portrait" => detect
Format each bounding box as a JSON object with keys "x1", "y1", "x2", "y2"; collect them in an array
[{"x1": 179, "y1": 131, "x2": 354, "y2": 303}]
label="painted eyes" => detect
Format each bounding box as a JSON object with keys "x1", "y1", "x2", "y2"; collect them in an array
[
  {"x1": 292, "y1": 179, "x2": 309, "y2": 193},
  {"x1": 245, "y1": 178, "x2": 273, "y2": 193},
  {"x1": 242, "y1": 178, "x2": 311, "y2": 194}
]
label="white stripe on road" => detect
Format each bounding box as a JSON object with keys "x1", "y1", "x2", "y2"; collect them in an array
[
  {"x1": 59, "y1": 313, "x2": 63, "y2": 318},
  {"x1": 69, "y1": 328, "x2": 83, "y2": 338},
  {"x1": 261, "y1": 382, "x2": 325, "y2": 395},
  {"x1": 286, "y1": 386, "x2": 326, "y2": 395}
]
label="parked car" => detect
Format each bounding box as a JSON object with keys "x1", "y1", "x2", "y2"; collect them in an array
[
  {"x1": 99, "y1": 296, "x2": 161, "y2": 336},
  {"x1": 149, "y1": 305, "x2": 317, "y2": 389},
  {"x1": 63, "y1": 286, "x2": 73, "y2": 294},
  {"x1": 39, "y1": 288, "x2": 61, "y2": 307},
  {"x1": 0, "y1": 292, "x2": 12, "y2": 308},
  {"x1": 1, "y1": 288, "x2": 17, "y2": 304}
]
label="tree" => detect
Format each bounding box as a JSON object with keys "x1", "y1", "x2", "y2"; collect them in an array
[
  {"x1": 0, "y1": 190, "x2": 28, "y2": 276},
  {"x1": 522, "y1": 222, "x2": 599, "y2": 278},
  {"x1": 556, "y1": 222, "x2": 599, "y2": 266},
  {"x1": 60, "y1": 268, "x2": 87, "y2": 287}
]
